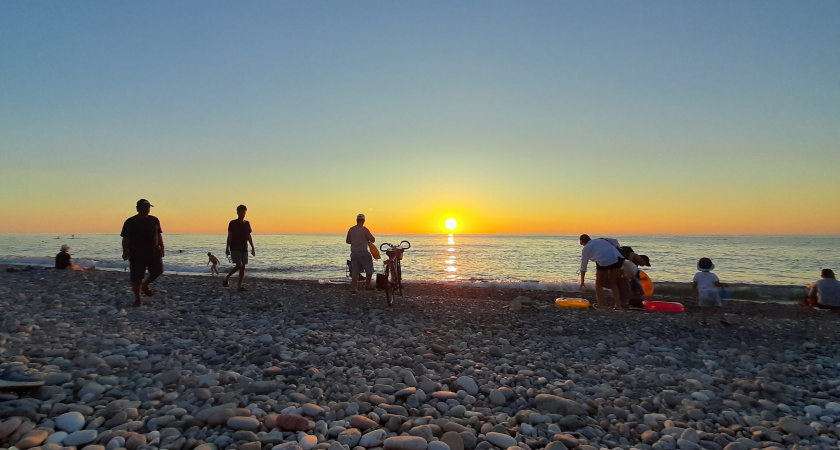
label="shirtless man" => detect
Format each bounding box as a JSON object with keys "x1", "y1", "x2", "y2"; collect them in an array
[{"x1": 207, "y1": 252, "x2": 220, "y2": 275}]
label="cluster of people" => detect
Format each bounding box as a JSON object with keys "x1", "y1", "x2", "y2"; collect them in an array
[
  {"x1": 56, "y1": 199, "x2": 378, "y2": 307},
  {"x1": 578, "y1": 234, "x2": 650, "y2": 310},
  {"x1": 578, "y1": 234, "x2": 731, "y2": 325},
  {"x1": 58, "y1": 200, "x2": 838, "y2": 313}
]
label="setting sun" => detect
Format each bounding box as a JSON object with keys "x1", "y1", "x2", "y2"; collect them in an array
[{"x1": 445, "y1": 218, "x2": 458, "y2": 231}]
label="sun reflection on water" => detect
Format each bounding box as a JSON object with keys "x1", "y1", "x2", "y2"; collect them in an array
[{"x1": 444, "y1": 234, "x2": 458, "y2": 279}]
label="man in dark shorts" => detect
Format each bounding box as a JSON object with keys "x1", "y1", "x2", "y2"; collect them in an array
[
  {"x1": 224, "y1": 204, "x2": 255, "y2": 292},
  {"x1": 346, "y1": 213, "x2": 376, "y2": 294},
  {"x1": 578, "y1": 234, "x2": 625, "y2": 310},
  {"x1": 121, "y1": 199, "x2": 165, "y2": 307}
]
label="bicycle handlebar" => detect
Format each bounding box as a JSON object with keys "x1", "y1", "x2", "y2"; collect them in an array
[{"x1": 380, "y1": 240, "x2": 411, "y2": 251}]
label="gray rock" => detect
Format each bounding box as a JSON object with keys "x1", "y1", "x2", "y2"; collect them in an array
[
  {"x1": 534, "y1": 394, "x2": 587, "y2": 416},
  {"x1": 384, "y1": 436, "x2": 430, "y2": 450}
]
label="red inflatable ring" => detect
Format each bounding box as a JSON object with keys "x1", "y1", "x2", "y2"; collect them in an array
[{"x1": 643, "y1": 300, "x2": 685, "y2": 312}]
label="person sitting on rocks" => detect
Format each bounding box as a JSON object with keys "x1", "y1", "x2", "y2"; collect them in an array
[
  {"x1": 802, "y1": 269, "x2": 840, "y2": 310},
  {"x1": 55, "y1": 244, "x2": 93, "y2": 271}
]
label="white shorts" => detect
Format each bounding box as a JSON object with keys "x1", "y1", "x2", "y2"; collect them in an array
[{"x1": 698, "y1": 290, "x2": 721, "y2": 308}]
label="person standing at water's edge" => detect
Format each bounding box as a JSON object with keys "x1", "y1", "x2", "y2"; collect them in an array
[
  {"x1": 346, "y1": 214, "x2": 375, "y2": 294},
  {"x1": 692, "y1": 257, "x2": 730, "y2": 326},
  {"x1": 578, "y1": 234, "x2": 625, "y2": 310},
  {"x1": 224, "y1": 205, "x2": 255, "y2": 292},
  {"x1": 207, "y1": 252, "x2": 220, "y2": 275},
  {"x1": 121, "y1": 199, "x2": 164, "y2": 307}
]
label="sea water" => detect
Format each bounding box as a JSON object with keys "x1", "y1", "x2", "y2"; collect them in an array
[{"x1": 1, "y1": 234, "x2": 837, "y2": 301}]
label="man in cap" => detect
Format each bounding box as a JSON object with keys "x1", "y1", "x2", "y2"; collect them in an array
[
  {"x1": 224, "y1": 204, "x2": 255, "y2": 291},
  {"x1": 346, "y1": 213, "x2": 376, "y2": 294},
  {"x1": 121, "y1": 199, "x2": 165, "y2": 307}
]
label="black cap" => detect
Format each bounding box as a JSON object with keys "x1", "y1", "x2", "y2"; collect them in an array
[
  {"x1": 137, "y1": 199, "x2": 154, "y2": 207},
  {"x1": 697, "y1": 257, "x2": 714, "y2": 271}
]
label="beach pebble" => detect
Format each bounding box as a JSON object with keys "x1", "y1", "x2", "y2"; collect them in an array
[
  {"x1": 779, "y1": 417, "x2": 817, "y2": 437},
  {"x1": 299, "y1": 434, "x2": 319, "y2": 450},
  {"x1": 359, "y1": 429, "x2": 388, "y2": 447},
  {"x1": 228, "y1": 416, "x2": 260, "y2": 431},
  {"x1": 534, "y1": 394, "x2": 587, "y2": 416},
  {"x1": 384, "y1": 436, "x2": 430, "y2": 450},
  {"x1": 63, "y1": 429, "x2": 98, "y2": 446},
  {"x1": 485, "y1": 432, "x2": 517, "y2": 448},
  {"x1": 455, "y1": 376, "x2": 479, "y2": 395},
  {"x1": 55, "y1": 411, "x2": 85, "y2": 433},
  {"x1": 349, "y1": 415, "x2": 378, "y2": 430},
  {"x1": 14, "y1": 428, "x2": 49, "y2": 449}
]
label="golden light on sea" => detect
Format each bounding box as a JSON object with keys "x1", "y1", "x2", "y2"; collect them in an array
[{"x1": 445, "y1": 218, "x2": 458, "y2": 231}]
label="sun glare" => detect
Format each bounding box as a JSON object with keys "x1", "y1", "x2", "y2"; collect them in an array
[{"x1": 445, "y1": 218, "x2": 458, "y2": 231}]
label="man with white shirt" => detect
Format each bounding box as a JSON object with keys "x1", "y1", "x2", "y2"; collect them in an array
[{"x1": 579, "y1": 234, "x2": 625, "y2": 310}]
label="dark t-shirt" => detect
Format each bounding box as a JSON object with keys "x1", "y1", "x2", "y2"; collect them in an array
[
  {"x1": 228, "y1": 219, "x2": 252, "y2": 252},
  {"x1": 121, "y1": 214, "x2": 163, "y2": 258},
  {"x1": 55, "y1": 252, "x2": 71, "y2": 269}
]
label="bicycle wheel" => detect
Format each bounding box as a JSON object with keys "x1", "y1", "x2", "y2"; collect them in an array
[
  {"x1": 383, "y1": 262, "x2": 393, "y2": 307},
  {"x1": 387, "y1": 263, "x2": 398, "y2": 307},
  {"x1": 395, "y1": 261, "x2": 403, "y2": 295}
]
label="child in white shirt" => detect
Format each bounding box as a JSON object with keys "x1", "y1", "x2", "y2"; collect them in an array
[{"x1": 692, "y1": 257, "x2": 730, "y2": 326}]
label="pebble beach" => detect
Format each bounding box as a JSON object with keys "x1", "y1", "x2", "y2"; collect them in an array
[{"x1": 2, "y1": 267, "x2": 840, "y2": 450}]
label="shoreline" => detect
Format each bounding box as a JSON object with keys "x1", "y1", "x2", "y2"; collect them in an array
[
  {"x1": 2, "y1": 265, "x2": 840, "y2": 449},
  {"x1": 3, "y1": 263, "x2": 808, "y2": 304}
]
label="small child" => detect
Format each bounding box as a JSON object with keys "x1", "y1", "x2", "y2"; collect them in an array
[
  {"x1": 207, "y1": 252, "x2": 220, "y2": 275},
  {"x1": 692, "y1": 257, "x2": 730, "y2": 326}
]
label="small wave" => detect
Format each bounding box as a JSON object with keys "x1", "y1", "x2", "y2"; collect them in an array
[
  {"x1": 421, "y1": 279, "x2": 583, "y2": 293},
  {"x1": 653, "y1": 282, "x2": 807, "y2": 302}
]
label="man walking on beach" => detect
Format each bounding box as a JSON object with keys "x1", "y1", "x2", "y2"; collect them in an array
[
  {"x1": 224, "y1": 204, "x2": 255, "y2": 292},
  {"x1": 121, "y1": 199, "x2": 165, "y2": 307},
  {"x1": 346, "y1": 213, "x2": 375, "y2": 294},
  {"x1": 579, "y1": 234, "x2": 625, "y2": 310}
]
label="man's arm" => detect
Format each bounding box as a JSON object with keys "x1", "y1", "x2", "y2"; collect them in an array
[
  {"x1": 248, "y1": 234, "x2": 255, "y2": 256},
  {"x1": 809, "y1": 284, "x2": 819, "y2": 300},
  {"x1": 122, "y1": 237, "x2": 130, "y2": 261},
  {"x1": 579, "y1": 271, "x2": 586, "y2": 289},
  {"x1": 225, "y1": 230, "x2": 233, "y2": 255},
  {"x1": 346, "y1": 230, "x2": 352, "y2": 245},
  {"x1": 366, "y1": 229, "x2": 375, "y2": 243},
  {"x1": 158, "y1": 232, "x2": 165, "y2": 257}
]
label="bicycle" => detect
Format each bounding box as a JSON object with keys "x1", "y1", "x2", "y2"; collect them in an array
[{"x1": 377, "y1": 240, "x2": 411, "y2": 306}]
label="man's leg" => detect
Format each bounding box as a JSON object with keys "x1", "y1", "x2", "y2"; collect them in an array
[
  {"x1": 129, "y1": 259, "x2": 144, "y2": 306},
  {"x1": 224, "y1": 264, "x2": 241, "y2": 287},
  {"x1": 141, "y1": 257, "x2": 163, "y2": 296},
  {"x1": 607, "y1": 269, "x2": 623, "y2": 310},
  {"x1": 616, "y1": 276, "x2": 631, "y2": 310},
  {"x1": 131, "y1": 282, "x2": 143, "y2": 306},
  {"x1": 594, "y1": 270, "x2": 608, "y2": 309},
  {"x1": 363, "y1": 254, "x2": 374, "y2": 290},
  {"x1": 237, "y1": 265, "x2": 246, "y2": 289}
]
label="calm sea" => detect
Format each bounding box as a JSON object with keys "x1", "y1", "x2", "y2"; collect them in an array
[{"x1": 1, "y1": 234, "x2": 837, "y2": 300}]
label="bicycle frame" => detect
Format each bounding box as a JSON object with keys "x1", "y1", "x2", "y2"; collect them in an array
[{"x1": 379, "y1": 241, "x2": 410, "y2": 307}]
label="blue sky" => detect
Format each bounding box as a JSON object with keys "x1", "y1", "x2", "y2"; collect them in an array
[{"x1": 1, "y1": 1, "x2": 838, "y2": 234}]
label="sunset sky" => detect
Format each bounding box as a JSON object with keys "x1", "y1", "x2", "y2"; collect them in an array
[{"x1": 2, "y1": 1, "x2": 838, "y2": 235}]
